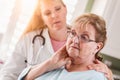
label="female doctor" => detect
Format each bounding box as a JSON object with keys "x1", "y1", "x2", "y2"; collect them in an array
[{"x1": 0, "y1": 0, "x2": 113, "y2": 80}]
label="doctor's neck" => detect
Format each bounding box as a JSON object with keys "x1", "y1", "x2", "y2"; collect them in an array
[{"x1": 48, "y1": 27, "x2": 68, "y2": 41}]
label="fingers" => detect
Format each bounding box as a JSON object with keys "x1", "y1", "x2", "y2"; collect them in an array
[
  {"x1": 57, "y1": 44, "x2": 66, "y2": 52},
  {"x1": 59, "y1": 58, "x2": 71, "y2": 66},
  {"x1": 49, "y1": 44, "x2": 72, "y2": 70},
  {"x1": 65, "y1": 58, "x2": 72, "y2": 69},
  {"x1": 88, "y1": 65, "x2": 107, "y2": 73},
  {"x1": 94, "y1": 59, "x2": 102, "y2": 64},
  {"x1": 105, "y1": 69, "x2": 114, "y2": 80},
  {"x1": 88, "y1": 64, "x2": 103, "y2": 72},
  {"x1": 88, "y1": 62, "x2": 108, "y2": 74},
  {"x1": 51, "y1": 57, "x2": 71, "y2": 70},
  {"x1": 55, "y1": 44, "x2": 68, "y2": 56},
  {"x1": 87, "y1": 60, "x2": 114, "y2": 80}
]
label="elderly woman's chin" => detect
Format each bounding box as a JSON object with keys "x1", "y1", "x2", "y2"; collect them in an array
[{"x1": 67, "y1": 47, "x2": 79, "y2": 56}]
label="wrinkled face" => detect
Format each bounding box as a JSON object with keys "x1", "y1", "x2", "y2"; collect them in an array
[
  {"x1": 40, "y1": 0, "x2": 67, "y2": 30},
  {"x1": 66, "y1": 24, "x2": 102, "y2": 64}
]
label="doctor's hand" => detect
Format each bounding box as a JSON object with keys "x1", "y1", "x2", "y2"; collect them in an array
[
  {"x1": 24, "y1": 45, "x2": 71, "y2": 80},
  {"x1": 87, "y1": 59, "x2": 113, "y2": 80},
  {"x1": 47, "y1": 45, "x2": 71, "y2": 71}
]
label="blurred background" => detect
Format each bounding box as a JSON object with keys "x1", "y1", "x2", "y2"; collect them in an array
[{"x1": 0, "y1": 0, "x2": 120, "y2": 79}]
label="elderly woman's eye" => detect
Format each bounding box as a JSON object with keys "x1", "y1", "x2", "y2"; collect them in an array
[{"x1": 81, "y1": 35, "x2": 89, "y2": 41}]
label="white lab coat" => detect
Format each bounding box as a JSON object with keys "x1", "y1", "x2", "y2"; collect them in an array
[{"x1": 0, "y1": 28, "x2": 54, "y2": 80}]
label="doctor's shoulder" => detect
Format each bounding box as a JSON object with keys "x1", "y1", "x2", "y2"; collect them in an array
[{"x1": 18, "y1": 29, "x2": 44, "y2": 43}]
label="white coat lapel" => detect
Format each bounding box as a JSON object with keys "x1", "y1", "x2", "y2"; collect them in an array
[{"x1": 43, "y1": 28, "x2": 54, "y2": 54}]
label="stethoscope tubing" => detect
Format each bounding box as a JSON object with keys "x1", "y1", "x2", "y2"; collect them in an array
[
  {"x1": 25, "y1": 29, "x2": 45, "y2": 65},
  {"x1": 32, "y1": 29, "x2": 45, "y2": 45}
]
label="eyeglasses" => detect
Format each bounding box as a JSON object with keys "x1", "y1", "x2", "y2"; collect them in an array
[{"x1": 67, "y1": 30, "x2": 96, "y2": 43}]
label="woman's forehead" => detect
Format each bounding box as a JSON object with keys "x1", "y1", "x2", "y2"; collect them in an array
[
  {"x1": 72, "y1": 23, "x2": 96, "y2": 34},
  {"x1": 40, "y1": 0, "x2": 63, "y2": 10},
  {"x1": 72, "y1": 23, "x2": 87, "y2": 31},
  {"x1": 40, "y1": 0, "x2": 61, "y2": 5}
]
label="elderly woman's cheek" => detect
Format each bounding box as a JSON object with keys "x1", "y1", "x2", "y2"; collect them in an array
[{"x1": 67, "y1": 47, "x2": 80, "y2": 58}]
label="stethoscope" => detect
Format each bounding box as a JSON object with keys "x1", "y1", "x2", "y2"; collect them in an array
[
  {"x1": 25, "y1": 27, "x2": 71, "y2": 66},
  {"x1": 32, "y1": 29, "x2": 45, "y2": 45},
  {"x1": 25, "y1": 29, "x2": 46, "y2": 66}
]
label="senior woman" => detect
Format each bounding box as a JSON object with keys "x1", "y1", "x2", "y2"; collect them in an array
[{"x1": 18, "y1": 13, "x2": 108, "y2": 80}]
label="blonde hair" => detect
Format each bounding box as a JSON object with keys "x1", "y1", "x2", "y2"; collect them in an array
[
  {"x1": 73, "y1": 13, "x2": 107, "y2": 61},
  {"x1": 22, "y1": 0, "x2": 65, "y2": 36}
]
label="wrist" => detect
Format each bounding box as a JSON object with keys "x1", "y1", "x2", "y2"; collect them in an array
[
  {"x1": 24, "y1": 59, "x2": 53, "y2": 80},
  {"x1": 45, "y1": 58, "x2": 55, "y2": 71}
]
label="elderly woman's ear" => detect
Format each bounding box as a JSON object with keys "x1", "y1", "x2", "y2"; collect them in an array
[{"x1": 94, "y1": 42, "x2": 103, "y2": 54}]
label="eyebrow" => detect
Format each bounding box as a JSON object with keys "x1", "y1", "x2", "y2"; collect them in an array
[
  {"x1": 43, "y1": 5, "x2": 61, "y2": 12},
  {"x1": 82, "y1": 31, "x2": 91, "y2": 34}
]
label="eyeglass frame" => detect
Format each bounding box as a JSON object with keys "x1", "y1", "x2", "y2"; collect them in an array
[{"x1": 67, "y1": 30, "x2": 97, "y2": 43}]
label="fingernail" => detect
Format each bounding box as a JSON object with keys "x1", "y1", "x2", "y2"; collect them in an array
[
  {"x1": 67, "y1": 60, "x2": 71, "y2": 64},
  {"x1": 87, "y1": 66, "x2": 92, "y2": 69}
]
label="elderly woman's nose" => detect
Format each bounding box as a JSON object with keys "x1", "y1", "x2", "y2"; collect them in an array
[{"x1": 73, "y1": 36, "x2": 79, "y2": 44}]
